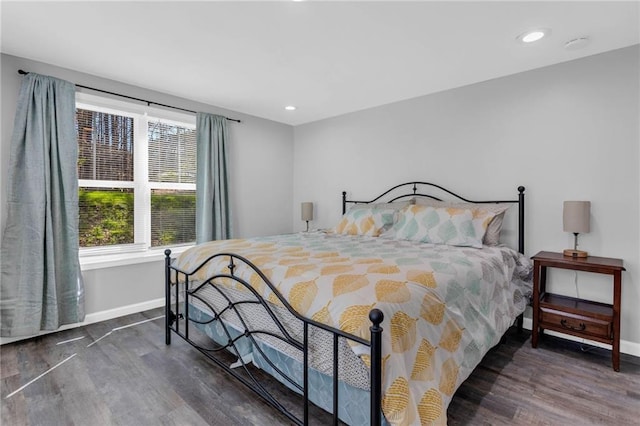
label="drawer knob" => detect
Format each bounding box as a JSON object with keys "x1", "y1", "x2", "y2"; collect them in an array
[{"x1": 560, "y1": 319, "x2": 586, "y2": 331}]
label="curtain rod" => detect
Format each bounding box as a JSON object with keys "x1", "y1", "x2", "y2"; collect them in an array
[{"x1": 17, "y1": 69, "x2": 241, "y2": 123}]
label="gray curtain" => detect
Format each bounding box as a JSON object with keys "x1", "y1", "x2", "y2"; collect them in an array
[
  {"x1": 196, "y1": 113, "x2": 232, "y2": 243},
  {"x1": 1, "y1": 72, "x2": 85, "y2": 337}
]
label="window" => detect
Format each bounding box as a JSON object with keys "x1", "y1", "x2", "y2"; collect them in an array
[
  {"x1": 147, "y1": 121, "x2": 197, "y2": 247},
  {"x1": 77, "y1": 94, "x2": 196, "y2": 254}
]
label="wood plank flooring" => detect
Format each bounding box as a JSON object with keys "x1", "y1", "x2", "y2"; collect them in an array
[{"x1": 1, "y1": 308, "x2": 639, "y2": 425}]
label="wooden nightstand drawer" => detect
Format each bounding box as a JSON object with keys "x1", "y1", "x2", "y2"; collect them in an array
[{"x1": 540, "y1": 307, "x2": 612, "y2": 340}]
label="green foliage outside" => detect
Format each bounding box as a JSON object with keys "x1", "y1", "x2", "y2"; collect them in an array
[
  {"x1": 151, "y1": 192, "x2": 196, "y2": 247},
  {"x1": 79, "y1": 189, "x2": 196, "y2": 248},
  {"x1": 79, "y1": 189, "x2": 134, "y2": 247}
]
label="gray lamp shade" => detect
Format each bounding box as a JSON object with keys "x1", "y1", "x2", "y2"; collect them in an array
[
  {"x1": 563, "y1": 201, "x2": 590, "y2": 233},
  {"x1": 301, "y1": 202, "x2": 313, "y2": 221}
]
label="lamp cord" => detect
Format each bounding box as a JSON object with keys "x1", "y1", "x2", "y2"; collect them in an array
[{"x1": 574, "y1": 271, "x2": 599, "y2": 353}]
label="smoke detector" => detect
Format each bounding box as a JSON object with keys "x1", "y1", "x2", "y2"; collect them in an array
[{"x1": 565, "y1": 37, "x2": 590, "y2": 50}]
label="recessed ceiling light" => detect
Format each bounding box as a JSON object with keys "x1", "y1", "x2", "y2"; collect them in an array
[
  {"x1": 517, "y1": 29, "x2": 550, "y2": 44},
  {"x1": 285, "y1": 105, "x2": 296, "y2": 111}
]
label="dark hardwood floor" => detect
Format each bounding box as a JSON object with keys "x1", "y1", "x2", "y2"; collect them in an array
[{"x1": 1, "y1": 308, "x2": 639, "y2": 425}]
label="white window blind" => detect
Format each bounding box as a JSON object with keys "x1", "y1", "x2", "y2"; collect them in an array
[
  {"x1": 148, "y1": 121, "x2": 196, "y2": 184},
  {"x1": 77, "y1": 108, "x2": 134, "y2": 181}
]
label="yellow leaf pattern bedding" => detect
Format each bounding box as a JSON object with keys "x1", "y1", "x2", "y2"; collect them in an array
[{"x1": 174, "y1": 232, "x2": 532, "y2": 425}]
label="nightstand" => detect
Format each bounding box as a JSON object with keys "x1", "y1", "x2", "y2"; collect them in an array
[{"x1": 531, "y1": 251, "x2": 625, "y2": 371}]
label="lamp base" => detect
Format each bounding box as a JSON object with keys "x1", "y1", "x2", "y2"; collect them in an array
[{"x1": 563, "y1": 249, "x2": 588, "y2": 258}]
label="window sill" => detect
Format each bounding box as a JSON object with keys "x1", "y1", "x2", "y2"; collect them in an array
[{"x1": 80, "y1": 245, "x2": 194, "y2": 271}]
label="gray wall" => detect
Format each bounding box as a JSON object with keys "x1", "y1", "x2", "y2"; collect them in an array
[
  {"x1": 293, "y1": 46, "x2": 640, "y2": 349},
  {"x1": 1, "y1": 53, "x2": 294, "y2": 320}
]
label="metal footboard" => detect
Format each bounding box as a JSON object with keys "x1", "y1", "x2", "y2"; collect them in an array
[{"x1": 164, "y1": 250, "x2": 384, "y2": 425}]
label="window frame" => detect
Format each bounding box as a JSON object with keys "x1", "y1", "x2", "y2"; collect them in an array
[{"x1": 76, "y1": 92, "x2": 197, "y2": 258}]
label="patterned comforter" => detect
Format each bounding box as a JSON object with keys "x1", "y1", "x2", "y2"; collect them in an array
[{"x1": 173, "y1": 232, "x2": 532, "y2": 425}]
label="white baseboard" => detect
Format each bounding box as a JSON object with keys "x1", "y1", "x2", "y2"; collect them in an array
[
  {"x1": 0, "y1": 298, "x2": 165, "y2": 345},
  {"x1": 83, "y1": 298, "x2": 165, "y2": 325},
  {"x1": 522, "y1": 317, "x2": 640, "y2": 358}
]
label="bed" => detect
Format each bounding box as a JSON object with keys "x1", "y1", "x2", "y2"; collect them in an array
[{"x1": 164, "y1": 182, "x2": 532, "y2": 425}]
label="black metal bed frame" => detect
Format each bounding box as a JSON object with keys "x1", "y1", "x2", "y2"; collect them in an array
[{"x1": 165, "y1": 182, "x2": 526, "y2": 425}]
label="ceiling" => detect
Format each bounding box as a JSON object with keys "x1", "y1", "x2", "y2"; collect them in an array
[{"x1": 1, "y1": 1, "x2": 638, "y2": 126}]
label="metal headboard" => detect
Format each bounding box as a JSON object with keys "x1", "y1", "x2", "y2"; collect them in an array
[{"x1": 342, "y1": 182, "x2": 526, "y2": 254}]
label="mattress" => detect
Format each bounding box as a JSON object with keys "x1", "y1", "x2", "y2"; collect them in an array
[{"x1": 172, "y1": 231, "x2": 532, "y2": 425}]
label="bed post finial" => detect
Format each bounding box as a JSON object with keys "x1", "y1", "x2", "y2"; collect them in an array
[
  {"x1": 369, "y1": 308, "x2": 384, "y2": 326},
  {"x1": 369, "y1": 309, "x2": 384, "y2": 425}
]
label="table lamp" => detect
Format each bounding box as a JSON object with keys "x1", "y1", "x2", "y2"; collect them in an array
[
  {"x1": 301, "y1": 202, "x2": 313, "y2": 232},
  {"x1": 563, "y1": 200, "x2": 590, "y2": 258}
]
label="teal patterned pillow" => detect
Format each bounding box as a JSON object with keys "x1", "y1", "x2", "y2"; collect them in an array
[
  {"x1": 413, "y1": 199, "x2": 511, "y2": 245},
  {"x1": 385, "y1": 205, "x2": 496, "y2": 248}
]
